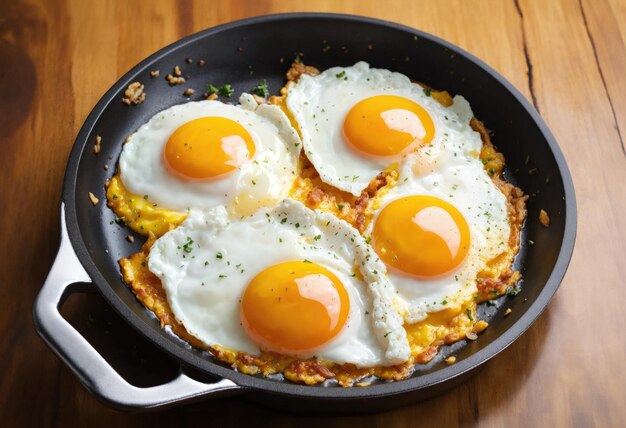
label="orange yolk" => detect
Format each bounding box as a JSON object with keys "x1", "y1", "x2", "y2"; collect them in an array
[
  {"x1": 240, "y1": 261, "x2": 350, "y2": 355},
  {"x1": 372, "y1": 195, "x2": 470, "y2": 277},
  {"x1": 343, "y1": 95, "x2": 435, "y2": 157},
  {"x1": 163, "y1": 117, "x2": 256, "y2": 181}
]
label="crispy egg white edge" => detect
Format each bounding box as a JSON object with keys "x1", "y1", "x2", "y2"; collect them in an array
[
  {"x1": 119, "y1": 97, "x2": 301, "y2": 213},
  {"x1": 148, "y1": 199, "x2": 411, "y2": 366}
]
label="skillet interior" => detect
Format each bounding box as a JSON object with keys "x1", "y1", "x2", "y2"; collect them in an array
[{"x1": 63, "y1": 13, "x2": 575, "y2": 411}]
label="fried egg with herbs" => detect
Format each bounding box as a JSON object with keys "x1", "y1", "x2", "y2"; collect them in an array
[
  {"x1": 286, "y1": 62, "x2": 454, "y2": 196},
  {"x1": 147, "y1": 199, "x2": 410, "y2": 367},
  {"x1": 106, "y1": 95, "x2": 300, "y2": 237}
]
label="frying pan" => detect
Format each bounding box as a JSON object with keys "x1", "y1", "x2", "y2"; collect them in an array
[{"x1": 33, "y1": 13, "x2": 576, "y2": 413}]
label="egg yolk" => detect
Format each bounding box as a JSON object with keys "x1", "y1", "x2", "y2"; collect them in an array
[
  {"x1": 343, "y1": 95, "x2": 435, "y2": 157},
  {"x1": 163, "y1": 117, "x2": 256, "y2": 180},
  {"x1": 240, "y1": 261, "x2": 350, "y2": 355},
  {"x1": 372, "y1": 195, "x2": 470, "y2": 277}
]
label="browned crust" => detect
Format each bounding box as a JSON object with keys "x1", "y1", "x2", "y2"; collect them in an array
[
  {"x1": 472, "y1": 118, "x2": 528, "y2": 299},
  {"x1": 285, "y1": 61, "x2": 320, "y2": 82},
  {"x1": 293, "y1": 153, "x2": 395, "y2": 233}
]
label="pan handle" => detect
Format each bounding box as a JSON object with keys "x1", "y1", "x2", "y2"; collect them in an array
[{"x1": 33, "y1": 205, "x2": 242, "y2": 410}]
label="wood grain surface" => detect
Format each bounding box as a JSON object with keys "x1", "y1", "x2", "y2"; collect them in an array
[{"x1": 1, "y1": 0, "x2": 625, "y2": 426}]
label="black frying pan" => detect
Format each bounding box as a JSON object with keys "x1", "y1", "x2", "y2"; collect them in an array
[{"x1": 33, "y1": 13, "x2": 576, "y2": 414}]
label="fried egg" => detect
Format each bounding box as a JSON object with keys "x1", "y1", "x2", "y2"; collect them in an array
[
  {"x1": 117, "y1": 95, "x2": 300, "y2": 218},
  {"x1": 364, "y1": 97, "x2": 511, "y2": 323},
  {"x1": 286, "y1": 62, "x2": 451, "y2": 196},
  {"x1": 148, "y1": 199, "x2": 410, "y2": 366}
]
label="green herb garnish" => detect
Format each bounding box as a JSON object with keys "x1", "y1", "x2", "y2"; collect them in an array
[{"x1": 250, "y1": 79, "x2": 269, "y2": 98}]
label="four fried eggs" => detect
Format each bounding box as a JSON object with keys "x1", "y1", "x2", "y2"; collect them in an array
[{"x1": 111, "y1": 62, "x2": 517, "y2": 368}]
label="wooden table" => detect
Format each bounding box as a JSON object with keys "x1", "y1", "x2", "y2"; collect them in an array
[{"x1": 1, "y1": 0, "x2": 625, "y2": 426}]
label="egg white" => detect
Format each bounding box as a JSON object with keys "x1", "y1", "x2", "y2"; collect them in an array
[
  {"x1": 286, "y1": 61, "x2": 455, "y2": 196},
  {"x1": 364, "y1": 96, "x2": 511, "y2": 323},
  {"x1": 148, "y1": 199, "x2": 410, "y2": 366},
  {"x1": 119, "y1": 95, "x2": 301, "y2": 215}
]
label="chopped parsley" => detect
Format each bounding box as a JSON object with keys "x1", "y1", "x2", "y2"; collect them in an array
[
  {"x1": 143, "y1": 194, "x2": 149, "y2": 200},
  {"x1": 206, "y1": 83, "x2": 234, "y2": 97},
  {"x1": 216, "y1": 252, "x2": 223, "y2": 259},
  {"x1": 314, "y1": 234, "x2": 321, "y2": 241},
  {"x1": 280, "y1": 218, "x2": 288, "y2": 224},
  {"x1": 423, "y1": 88, "x2": 432, "y2": 97},
  {"x1": 337, "y1": 203, "x2": 344, "y2": 211},
  {"x1": 507, "y1": 284, "x2": 522, "y2": 297},
  {"x1": 336, "y1": 70, "x2": 346, "y2": 79},
  {"x1": 466, "y1": 308, "x2": 473, "y2": 321},
  {"x1": 182, "y1": 237, "x2": 194, "y2": 253},
  {"x1": 250, "y1": 79, "x2": 269, "y2": 98}
]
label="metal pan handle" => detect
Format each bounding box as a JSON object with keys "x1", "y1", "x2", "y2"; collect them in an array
[{"x1": 33, "y1": 205, "x2": 242, "y2": 410}]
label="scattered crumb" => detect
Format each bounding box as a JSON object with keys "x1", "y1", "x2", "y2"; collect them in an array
[
  {"x1": 88, "y1": 192, "x2": 99, "y2": 206},
  {"x1": 473, "y1": 320, "x2": 489, "y2": 333},
  {"x1": 198, "y1": 59, "x2": 205, "y2": 66},
  {"x1": 465, "y1": 331, "x2": 478, "y2": 341},
  {"x1": 185, "y1": 58, "x2": 193, "y2": 64},
  {"x1": 126, "y1": 235, "x2": 135, "y2": 243},
  {"x1": 166, "y1": 66, "x2": 186, "y2": 85},
  {"x1": 355, "y1": 382, "x2": 371, "y2": 387},
  {"x1": 121, "y1": 82, "x2": 145, "y2": 105},
  {"x1": 183, "y1": 88, "x2": 195, "y2": 96},
  {"x1": 444, "y1": 356, "x2": 456, "y2": 365},
  {"x1": 150, "y1": 70, "x2": 160, "y2": 78},
  {"x1": 93, "y1": 135, "x2": 102, "y2": 154},
  {"x1": 124, "y1": 135, "x2": 132, "y2": 144},
  {"x1": 206, "y1": 92, "x2": 218, "y2": 100},
  {"x1": 505, "y1": 308, "x2": 512, "y2": 316},
  {"x1": 104, "y1": 164, "x2": 109, "y2": 171},
  {"x1": 166, "y1": 74, "x2": 186, "y2": 85},
  {"x1": 367, "y1": 43, "x2": 373, "y2": 50},
  {"x1": 539, "y1": 209, "x2": 550, "y2": 227}
]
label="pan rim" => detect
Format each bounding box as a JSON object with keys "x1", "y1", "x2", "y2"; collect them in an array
[{"x1": 61, "y1": 12, "x2": 577, "y2": 399}]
